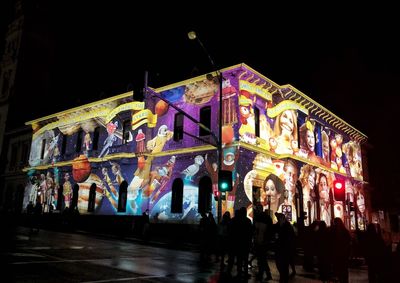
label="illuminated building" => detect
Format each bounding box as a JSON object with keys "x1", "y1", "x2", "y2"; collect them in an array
[{"x1": 23, "y1": 64, "x2": 369, "y2": 229}]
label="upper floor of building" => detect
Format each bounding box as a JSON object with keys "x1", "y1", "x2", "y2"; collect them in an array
[{"x1": 24, "y1": 64, "x2": 367, "y2": 182}]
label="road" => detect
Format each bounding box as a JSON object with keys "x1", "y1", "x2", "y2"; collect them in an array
[{"x1": 2, "y1": 226, "x2": 368, "y2": 282}]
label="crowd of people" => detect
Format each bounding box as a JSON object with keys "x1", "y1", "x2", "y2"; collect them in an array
[{"x1": 199, "y1": 206, "x2": 400, "y2": 283}]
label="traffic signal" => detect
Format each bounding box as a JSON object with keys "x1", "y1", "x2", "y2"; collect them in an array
[
  {"x1": 333, "y1": 179, "x2": 346, "y2": 201},
  {"x1": 218, "y1": 170, "x2": 233, "y2": 192}
]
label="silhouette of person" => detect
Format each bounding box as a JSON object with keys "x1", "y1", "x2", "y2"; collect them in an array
[
  {"x1": 254, "y1": 208, "x2": 273, "y2": 281},
  {"x1": 33, "y1": 200, "x2": 43, "y2": 233},
  {"x1": 217, "y1": 211, "x2": 231, "y2": 270},
  {"x1": 364, "y1": 223, "x2": 386, "y2": 283},
  {"x1": 274, "y1": 212, "x2": 295, "y2": 283},
  {"x1": 317, "y1": 220, "x2": 331, "y2": 282},
  {"x1": 331, "y1": 218, "x2": 351, "y2": 283}
]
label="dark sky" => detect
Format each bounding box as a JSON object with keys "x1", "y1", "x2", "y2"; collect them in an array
[{"x1": 1, "y1": 1, "x2": 399, "y2": 208}]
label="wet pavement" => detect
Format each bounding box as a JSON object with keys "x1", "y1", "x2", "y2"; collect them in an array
[{"x1": 2, "y1": 226, "x2": 368, "y2": 282}]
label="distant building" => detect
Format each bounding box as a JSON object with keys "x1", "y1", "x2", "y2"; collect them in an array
[
  {"x1": 0, "y1": 125, "x2": 31, "y2": 212},
  {"x1": 0, "y1": 0, "x2": 54, "y2": 210},
  {"x1": 22, "y1": 64, "x2": 370, "y2": 230}
]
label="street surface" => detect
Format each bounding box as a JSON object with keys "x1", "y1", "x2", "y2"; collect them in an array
[{"x1": 2, "y1": 226, "x2": 368, "y2": 282}]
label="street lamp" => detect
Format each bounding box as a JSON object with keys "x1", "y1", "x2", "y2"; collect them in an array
[{"x1": 188, "y1": 31, "x2": 223, "y2": 223}]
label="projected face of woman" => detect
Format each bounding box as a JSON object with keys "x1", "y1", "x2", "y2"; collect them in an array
[
  {"x1": 306, "y1": 129, "x2": 315, "y2": 151},
  {"x1": 279, "y1": 110, "x2": 295, "y2": 136},
  {"x1": 284, "y1": 163, "x2": 297, "y2": 195},
  {"x1": 319, "y1": 175, "x2": 329, "y2": 202},
  {"x1": 265, "y1": 179, "x2": 280, "y2": 205},
  {"x1": 357, "y1": 193, "x2": 365, "y2": 213},
  {"x1": 322, "y1": 138, "x2": 329, "y2": 158}
]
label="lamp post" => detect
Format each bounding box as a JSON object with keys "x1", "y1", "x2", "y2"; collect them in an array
[{"x1": 188, "y1": 31, "x2": 223, "y2": 223}]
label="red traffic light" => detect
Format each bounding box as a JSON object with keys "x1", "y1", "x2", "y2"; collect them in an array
[
  {"x1": 334, "y1": 181, "x2": 343, "y2": 190},
  {"x1": 333, "y1": 179, "x2": 346, "y2": 201}
]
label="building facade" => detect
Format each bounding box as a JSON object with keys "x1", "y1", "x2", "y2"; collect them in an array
[
  {"x1": 23, "y1": 64, "x2": 369, "y2": 229},
  {"x1": 0, "y1": 125, "x2": 31, "y2": 212},
  {"x1": 0, "y1": 0, "x2": 54, "y2": 211}
]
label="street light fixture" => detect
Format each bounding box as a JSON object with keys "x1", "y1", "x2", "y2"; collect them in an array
[{"x1": 188, "y1": 31, "x2": 224, "y2": 223}]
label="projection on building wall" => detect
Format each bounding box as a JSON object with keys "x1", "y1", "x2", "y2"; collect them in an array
[{"x1": 24, "y1": 65, "x2": 367, "y2": 227}]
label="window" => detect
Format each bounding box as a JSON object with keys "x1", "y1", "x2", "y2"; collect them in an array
[
  {"x1": 71, "y1": 184, "x2": 79, "y2": 210},
  {"x1": 9, "y1": 143, "x2": 18, "y2": 170},
  {"x1": 198, "y1": 176, "x2": 212, "y2": 214},
  {"x1": 118, "y1": 181, "x2": 128, "y2": 212},
  {"x1": 173, "y1": 112, "x2": 184, "y2": 141},
  {"x1": 254, "y1": 107, "x2": 260, "y2": 137},
  {"x1": 20, "y1": 142, "x2": 30, "y2": 166},
  {"x1": 57, "y1": 185, "x2": 63, "y2": 211},
  {"x1": 171, "y1": 178, "x2": 184, "y2": 213},
  {"x1": 87, "y1": 183, "x2": 96, "y2": 212},
  {"x1": 92, "y1": 127, "x2": 100, "y2": 150},
  {"x1": 76, "y1": 130, "x2": 83, "y2": 153},
  {"x1": 122, "y1": 120, "x2": 131, "y2": 144},
  {"x1": 61, "y1": 134, "x2": 68, "y2": 155},
  {"x1": 199, "y1": 106, "x2": 211, "y2": 136},
  {"x1": 40, "y1": 139, "x2": 46, "y2": 159}
]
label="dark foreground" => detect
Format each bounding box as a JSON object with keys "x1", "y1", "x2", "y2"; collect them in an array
[{"x1": 1, "y1": 225, "x2": 370, "y2": 283}]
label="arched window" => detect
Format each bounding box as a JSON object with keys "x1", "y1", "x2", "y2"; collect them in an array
[
  {"x1": 173, "y1": 113, "x2": 184, "y2": 141},
  {"x1": 40, "y1": 139, "x2": 46, "y2": 159},
  {"x1": 118, "y1": 181, "x2": 128, "y2": 212},
  {"x1": 57, "y1": 185, "x2": 63, "y2": 211},
  {"x1": 122, "y1": 120, "x2": 131, "y2": 144},
  {"x1": 198, "y1": 176, "x2": 212, "y2": 214},
  {"x1": 199, "y1": 106, "x2": 211, "y2": 136},
  {"x1": 87, "y1": 183, "x2": 96, "y2": 212},
  {"x1": 71, "y1": 184, "x2": 79, "y2": 210},
  {"x1": 171, "y1": 178, "x2": 184, "y2": 213},
  {"x1": 61, "y1": 134, "x2": 68, "y2": 155},
  {"x1": 92, "y1": 127, "x2": 100, "y2": 151},
  {"x1": 76, "y1": 129, "x2": 83, "y2": 153},
  {"x1": 254, "y1": 107, "x2": 260, "y2": 137}
]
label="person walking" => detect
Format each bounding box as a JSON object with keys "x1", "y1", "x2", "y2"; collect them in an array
[
  {"x1": 33, "y1": 200, "x2": 43, "y2": 233},
  {"x1": 274, "y1": 212, "x2": 295, "y2": 283},
  {"x1": 331, "y1": 217, "x2": 351, "y2": 283},
  {"x1": 254, "y1": 209, "x2": 273, "y2": 281},
  {"x1": 217, "y1": 211, "x2": 231, "y2": 270}
]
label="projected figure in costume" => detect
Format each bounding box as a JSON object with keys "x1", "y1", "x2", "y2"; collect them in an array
[
  {"x1": 99, "y1": 121, "x2": 119, "y2": 158},
  {"x1": 63, "y1": 173, "x2": 72, "y2": 208},
  {"x1": 221, "y1": 147, "x2": 239, "y2": 215},
  {"x1": 205, "y1": 154, "x2": 218, "y2": 196},
  {"x1": 299, "y1": 164, "x2": 316, "y2": 226},
  {"x1": 238, "y1": 90, "x2": 256, "y2": 144},
  {"x1": 182, "y1": 155, "x2": 204, "y2": 181},
  {"x1": 150, "y1": 155, "x2": 176, "y2": 203},
  {"x1": 111, "y1": 162, "x2": 124, "y2": 185},
  {"x1": 135, "y1": 129, "x2": 146, "y2": 154},
  {"x1": 83, "y1": 131, "x2": 92, "y2": 152},
  {"x1": 222, "y1": 78, "x2": 237, "y2": 125},
  {"x1": 318, "y1": 173, "x2": 332, "y2": 225},
  {"x1": 101, "y1": 167, "x2": 118, "y2": 200},
  {"x1": 146, "y1": 125, "x2": 173, "y2": 154},
  {"x1": 128, "y1": 156, "x2": 151, "y2": 214}
]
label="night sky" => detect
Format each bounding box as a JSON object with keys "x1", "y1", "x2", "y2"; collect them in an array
[{"x1": 1, "y1": 1, "x2": 399, "y2": 209}]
